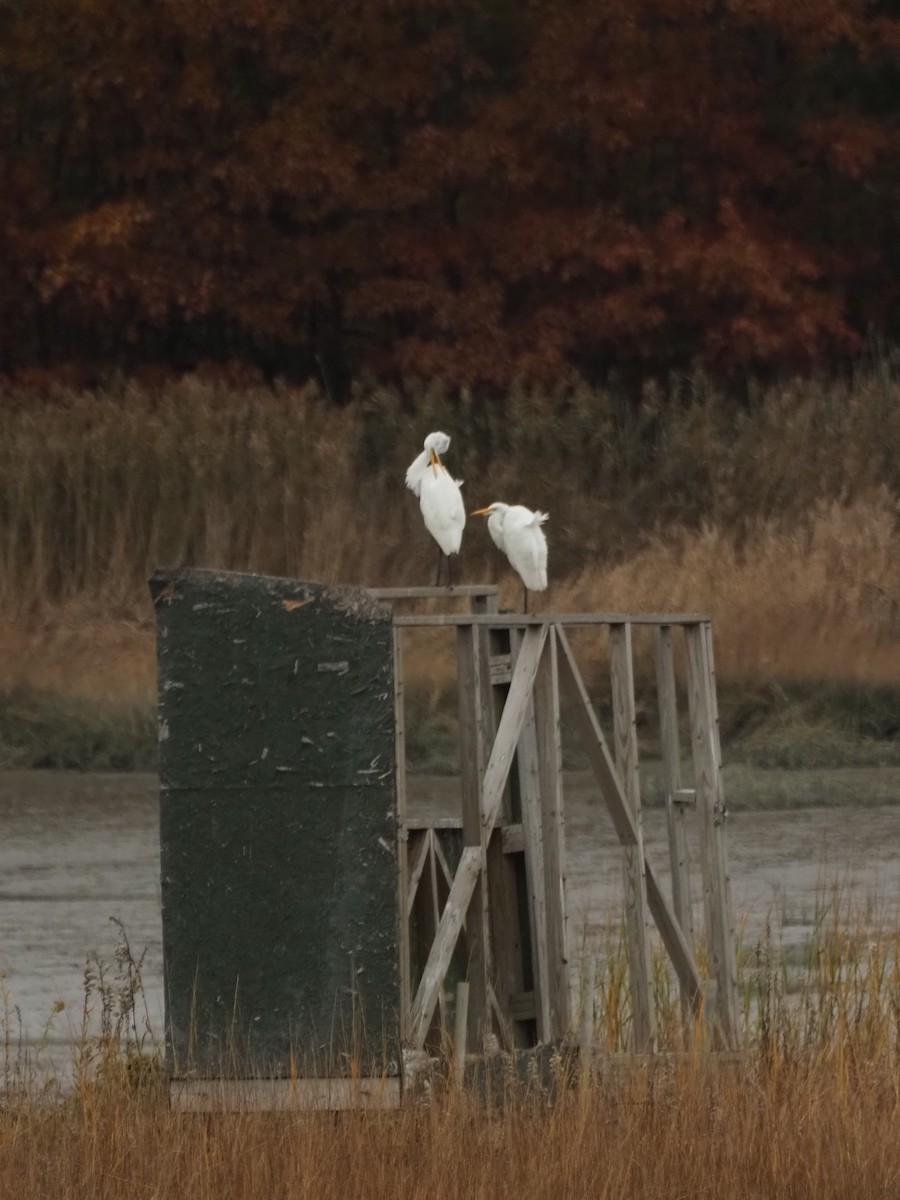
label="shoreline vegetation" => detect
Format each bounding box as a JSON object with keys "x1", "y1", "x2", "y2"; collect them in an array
[
  {"x1": 1, "y1": 362, "x2": 900, "y2": 778},
  {"x1": 3, "y1": 887, "x2": 900, "y2": 1197}
]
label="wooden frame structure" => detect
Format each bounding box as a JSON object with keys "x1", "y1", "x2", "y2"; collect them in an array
[{"x1": 373, "y1": 587, "x2": 741, "y2": 1057}]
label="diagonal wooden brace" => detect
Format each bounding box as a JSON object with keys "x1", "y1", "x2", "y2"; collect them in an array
[
  {"x1": 555, "y1": 626, "x2": 704, "y2": 1016},
  {"x1": 408, "y1": 625, "x2": 548, "y2": 1049}
]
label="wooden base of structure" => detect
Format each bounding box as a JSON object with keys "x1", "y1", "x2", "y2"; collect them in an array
[{"x1": 169, "y1": 1076, "x2": 401, "y2": 1113}]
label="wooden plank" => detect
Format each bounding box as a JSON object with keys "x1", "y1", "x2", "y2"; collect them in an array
[
  {"x1": 654, "y1": 624, "x2": 694, "y2": 1037},
  {"x1": 170, "y1": 1077, "x2": 401, "y2": 1113},
  {"x1": 457, "y1": 622, "x2": 492, "y2": 1051},
  {"x1": 532, "y1": 626, "x2": 570, "y2": 1039},
  {"x1": 684, "y1": 622, "x2": 740, "y2": 1050},
  {"x1": 408, "y1": 628, "x2": 546, "y2": 1050},
  {"x1": 489, "y1": 654, "x2": 512, "y2": 685},
  {"x1": 393, "y1": 627, "x2": 411, "y2": 1039},
  {"x1": 427, "y1": 831, "x2": 449, "y2": 1040},
  {"x1": 484, "y1": 615, "x2": 533, "y2": 1049},
  {"x1": 409, "y1": 845, "x2": 483, "y2": 1047},
  {"x1": 369, "y1": 586, "x2": 498, "y2": 600},
  {"x1": 481, "y1": 625, "x2": 548, "y2": 835},
  {"x1": 501, "y1": 824, "x2": 524, "y2": 854},
  {"x1": 406, "y1": 830, "x2": 430, "y2": 921},
  {"x1": 393, "y1": 612, "x2": 710, "y2": 628},
  {"x1": 402, "y1": 816, "x2": 463, "y2": 831},
  {"x1": 431, "y1": 832, "x2": 455, "y2": 893},
  {"x1": 610, "y1": 622, "x2": 656, "y2": 1053},
  {"x1": 555, "y1": 627, "x2": 703, "y2": 1015},
  {"x1": 516, "y1": 691, "x2": 552, "y2": 1042},
  {"x1": 654, "y1": 626, "x2": 695, "y2": 949}
]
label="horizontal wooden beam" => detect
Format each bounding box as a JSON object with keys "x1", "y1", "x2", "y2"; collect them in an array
[
  {"x1": 170, "y1": 1077, "x2": 400, "y2": 1112},
  {"x1": 369, "y1": 586, "x2": 498, "y2": 600},
  {"x1": 393, "y1": 612, "x2": 709, "y2": 628}
]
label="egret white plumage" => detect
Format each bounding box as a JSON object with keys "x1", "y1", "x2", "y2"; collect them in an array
[
  {"x1": 471, "y1": 501, "x2": 548, "y2": 611},
  {"x1": 405, "y1": 431, "x2": 466, "y2": 585}
]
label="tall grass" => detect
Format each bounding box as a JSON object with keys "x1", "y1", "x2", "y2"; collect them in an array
[
  {"x1": 2, "y1": 362, "x2": 900, "y2": 703},
  {"x1": 2, "y1": 900, "x2": 899, "y2": 1199}
]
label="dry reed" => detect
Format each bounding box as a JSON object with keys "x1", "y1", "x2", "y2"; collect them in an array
[
  {"x1": 1, "y1": 901, "x2": 899, "y2": 1199},
  {"x1": 2, "y1": 364, "x2": 900, "y2": 704}
]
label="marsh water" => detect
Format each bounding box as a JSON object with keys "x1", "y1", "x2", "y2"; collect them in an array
[{"x1": 1, "y1": 769, "x2": 899, "y2": 1068}]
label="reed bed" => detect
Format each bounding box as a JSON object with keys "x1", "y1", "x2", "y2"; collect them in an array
[
  {"x1": 2, "y1": 900, "x2": 899, "y2": 1199},
  {"x1": 2, "y1": 364, "x2": 900, "y2": 701}
]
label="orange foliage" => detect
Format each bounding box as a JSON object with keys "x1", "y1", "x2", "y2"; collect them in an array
[{"x1": 0, "y1": 0, "x2": 898, "y2": 386}]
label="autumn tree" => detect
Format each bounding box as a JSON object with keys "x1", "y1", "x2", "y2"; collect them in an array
[{"x1": 0, "y1": 0, "x2": 897, "y2": 387}]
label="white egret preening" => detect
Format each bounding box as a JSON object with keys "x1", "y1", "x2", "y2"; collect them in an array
[
  {"x1": 471, "y1": 501, "x2": 548, "y2": 611},
  {"x1": 405, "y1": 431, "x2": 466, "y2": 586}
]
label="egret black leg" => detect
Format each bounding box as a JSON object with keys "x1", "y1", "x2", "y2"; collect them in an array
[
  {"x1": 447, "y1": 554, "x2": 454, "y2": 588},
  {"x1": 434, "y1": 546, "x2": 444, "y2": 586},
  {"x1": 523, "y1": 584, "x2": 528, "y2": 612}
]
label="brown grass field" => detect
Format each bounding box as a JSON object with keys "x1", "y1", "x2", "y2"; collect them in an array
[{"x1": 2, "y1": 909, "x2": 900, "y2": 1199}]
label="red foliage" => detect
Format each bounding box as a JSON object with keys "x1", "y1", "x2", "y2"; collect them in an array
[{"x1": 0, "y1": 0, "x2": 897, "y2": 386}]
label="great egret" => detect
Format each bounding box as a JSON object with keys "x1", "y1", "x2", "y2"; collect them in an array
[
  {"x1": 405, "y1": 431, "x2": 466, "y2": 586},
  {"x1": 471, "y1": 501, "x2": 548, "y2": 611}
]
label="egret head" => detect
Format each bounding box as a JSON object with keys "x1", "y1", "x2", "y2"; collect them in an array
[
  {"x1": 470, "y1": 502, "x2": 509, "y2": 518},
  {"x1": 423, "y1": 431, "x2": 451, "y2": 468}
]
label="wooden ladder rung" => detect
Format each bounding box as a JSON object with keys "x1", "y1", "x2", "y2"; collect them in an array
[{"x1": 670, "y1": 788, "x2": 697, "y2": 807}]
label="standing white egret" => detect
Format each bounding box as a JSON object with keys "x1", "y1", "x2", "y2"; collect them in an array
[
  {"x1": 471, "y1": 501, "x2": 548, "y2": 611},
  {"x1": 405, "y1": 431, "x2": 466, "y2": 586}
]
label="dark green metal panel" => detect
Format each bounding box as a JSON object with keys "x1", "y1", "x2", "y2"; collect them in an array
[{"x1": 150, "y1": 569, "x2": 398, "y2": 1077}]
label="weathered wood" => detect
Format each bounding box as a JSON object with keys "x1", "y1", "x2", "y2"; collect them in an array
[
  {"x1": 453, "y1": 981, "x2": 470, "y2": 1087},
  {"x1": 501, "y1": 824, "x2": 525, "y2": 854},
  {"x1": 170, "y1": 1077, "x2": 401, "y2": 1112},
  {"x1": 406, "y1": 829, "x2": 430, "y2": 921},
  {"x1": 431, "y1": 831, "x2": 455, "y2": 893},
  {"x1": 369, "y1": 586, "x2": 498, "y2": 600},
  {"x1": 403, "y1": 816, "x2": 463, "y2": 831},
  {"x1": 654, "y1": 625, "x2": 694, "y2": 1039},
  {"x1": 393, "y1": 627, "x2": 411, "y2": 1038},
  {"x1": 393, "y1": 612, "x2": 710, "y2": 628},
  {"x1": 532, "y1": 627, "x2": 570, "y2": 1039},
  {"x1": 489, "y1": 654, "x2": 512, "y2": 685},
  {"x1": 610, "y1": 623, "x2": 656, "y2": 1053},
  {"x1": 474, "y1": 592, "x2": 529, "y2": 1048},
  {"x1": 684, "y1": 622, "x2": 740, "y2": 1050},
  {"x1": 457, "y1": 622, "x2": 492, "y2": 1050},
  {"x1": 481, "y1": 625, "x2": 549, "y2": 835},
  {"x1": 555, "y1": 626, "x2": 703, "y2": 1015},
  {"x1": 409, "y1": 846, "x2": 483, "y2": 1047},
  {"x1": 408, "y1": 627, "x2": 547, "y2": 1049},
  {"x1": 516, "y1": 694, "x2": 552, "y2": 1042},
  {"x1": 427, "y1": 831, "x2": 450, "y2": 1040}
]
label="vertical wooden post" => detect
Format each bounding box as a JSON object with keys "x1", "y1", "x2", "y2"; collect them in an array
[
  {"x1": 457, "y1": 622, "x2": 492, "y2": 1052},
  {"x1": 654, "y1": 625, "x2": 694, "y2": 1032},
  {"x1": 684, "y1": 621, "x2": 740, "y2": 1049},
  {"x1": 517, "y1": 698, "x2": 552, "y2": 1042},
  {"x1": 532, "y1": 627, "x2": 570, "y2": 1038},
  {"x1": 610, "y1": 622, "x2": 656, "y2": 1053},
  {"x1": 476, "y1": 595, "x2": 532, "y2": 1048},
  {"x1": 393, "y1": 626, "x2": 411, "y2": 1041}
]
